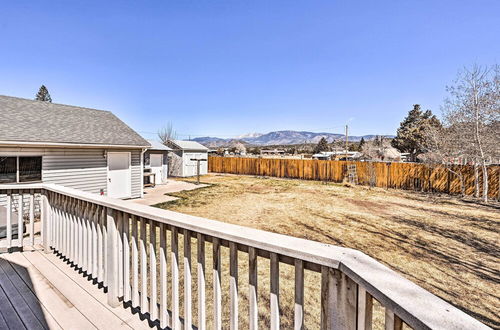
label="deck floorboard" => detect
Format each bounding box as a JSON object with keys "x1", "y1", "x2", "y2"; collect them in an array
[{"x1": 0, "y1": 248, "x2": 154, "y2": 330}]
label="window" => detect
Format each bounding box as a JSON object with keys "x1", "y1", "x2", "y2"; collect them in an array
[
  {"x1": 19, "y1": 157, "x2": 42, "y2": 182},
  {"x1": 0, "y1": 157, "x2": 16, "y2": 183},
  {"x1": 0, "y1": 156, "x2": 42, "y2": 183}
]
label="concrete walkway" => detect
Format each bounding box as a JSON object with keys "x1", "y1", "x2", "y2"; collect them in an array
[{"x1": 133, "y1": 179, "x2": 208, "y2": 206}]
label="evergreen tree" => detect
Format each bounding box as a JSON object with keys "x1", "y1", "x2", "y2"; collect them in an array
[
  {"x1": 313, "y1": 137, "x2": 330, "y2": 153},
  {"x1": 35, "y1": 85, "x2": 52, "y2": 102},
  {"x1": 358, "y1": 137, "x2": 365, "y2": 150},
  {"x1": 391, "y1": 104, "x2": 441, "y2": 161}
]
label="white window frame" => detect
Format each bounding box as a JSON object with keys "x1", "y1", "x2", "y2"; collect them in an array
[{"x1": 0, "y1": 155, "x2": 43, "y2": 183}]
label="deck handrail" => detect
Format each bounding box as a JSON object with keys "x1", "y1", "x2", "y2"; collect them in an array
[{"x1": 0, "y1": 183, "x2": 490, "y2": 329}]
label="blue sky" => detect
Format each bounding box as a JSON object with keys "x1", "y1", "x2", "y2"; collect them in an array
[{"x1": 0, "y1": 1, "x2": 498, "y2": 139}]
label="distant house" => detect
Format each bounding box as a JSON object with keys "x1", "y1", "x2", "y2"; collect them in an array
[
  {"x1": 144, "y1": 140, "x2": 171, "y2": 185},
  {"x1": 166, "y1": 140, "x2": 208, "y2": 177},
  {"x1": 0, "y1": 95, "x2": 150, "y2": 199},
  {"x1": 312, "y1": 150, "x2": 361, "y2": 161},
  {"x1": 261, "y1": 149, "x2": 285, "y2": 155}
]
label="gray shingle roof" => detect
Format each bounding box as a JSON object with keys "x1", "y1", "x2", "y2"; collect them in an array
[
  {"x1": 167, "y1": 140, "x2": 208, "y2": 151},
  {"x1": 0, "y1": 95, "x2": 150, "y2": 147},
  {"x1": 147, "y1": 140, "x2": 172, "y2": 151}
]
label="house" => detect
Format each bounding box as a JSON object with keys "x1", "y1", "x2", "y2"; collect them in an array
[
  {"x1": 0, "y1": 95, "x2": 150, "y2": 199},
  {"x1": 260, "y1": 148, "x2": 285, "y2": 155},
  {"x1": 144, "y1": 140, "x2": 171, "y2": 185},
  {"x1": 312, "y1": 150, "x2": 361, "y2": 160},
  {"x1": 165, "y1": 140, "x2": 208, "y2": 177}
]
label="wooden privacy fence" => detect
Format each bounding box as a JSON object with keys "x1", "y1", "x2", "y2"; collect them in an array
[{"x1": 208, "y1": 157, "x2": 500, "y2": 199}]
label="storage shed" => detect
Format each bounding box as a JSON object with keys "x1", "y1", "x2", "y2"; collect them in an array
[
  {"x1": 0, "y1": 95, "x2": 150, "y2": 199},
  {"x1": 166, "y1": 140, "x2": 208, "y2": 177},
  {"x1": 144, "y1": 140, "x2": 171, "y2": 185}
]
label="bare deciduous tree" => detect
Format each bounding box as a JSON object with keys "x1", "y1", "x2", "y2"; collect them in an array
[
  {"x1": 421, "y1": 125, "x2": 467, "y2": 196},
  {"x1": 440, "y1": 64, "x2": 500, "y2": 202},
  {"x1": 158, "y1": 122, "x2": 177, "y2": 145}
]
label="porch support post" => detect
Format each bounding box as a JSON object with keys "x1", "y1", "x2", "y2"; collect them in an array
[
  {"x1": 106, "y1": 207, "x2": 120, "y2": 307},
  {"x1": 321, "y1": 267, "x2": 357, "y2": 330},
  {"x1": 41, "y1": 191, "x2": 51, "y2": 253}
]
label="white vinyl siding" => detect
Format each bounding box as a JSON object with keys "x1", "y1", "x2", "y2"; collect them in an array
[
  {"x1": 168, "y1": 150, "x2": 208, "y2": 177},
  {"x1": 130, "y1": 150, "x2": 141, "y2": 198},
  {"x1": 0, "y1": 147, "x2": 142, "y2": 199}
]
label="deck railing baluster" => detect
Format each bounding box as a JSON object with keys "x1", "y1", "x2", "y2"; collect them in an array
[
  {"x1": 88, "y1": 204, "x2": 95, "y2": 277},
  {"x1": 117, "y1": 211, "x2": 124, "y2": 297},
  {"x1": 294, "y1": 259, "x2": 304, "y2": 330},
  {"x1": 385, "y1": 310, "x2": 403, "y2": 330},
  {"x1": 357, "y1": 287, "x2": 373, "y2": 330},
  {"x1": 17, "y1": 190, "x2": 23, "y2": 248},
  {"x1": 171, "y1": 226, "x2": 180, "y2": 330},
  {"x1": 29, "y1": 189, "x2": 34, "y2": 246},
  {"x1": 149, "y1": 219, "x2": 157, "y2": 320},
  {"x1": 139, "y1": 217, "x2": 148, "y2": 313},
  {"x1": 184, "y1": 229, "x2": 192, "y2": 329},
  {"x1": 159, "y1": 222, "x2": 168, "y2": 328},
  {"x1": 123, "y1": 212, "x2": 131, "y2": 302},
  {"x1": 230, "y1": 242, "x2": 239, "y2": 330},
  {"x1": 64, "y1": 195, "x2": 69, "y2": 258},
  {"x1": 103, "y1": 205, "x2": 108, "y2": 287},
  {"x1": 248, "y1": 247, "x2": 258, "y2": 330},
  {"x1": 97, "y1": 205, "x2": 105, "y2": 283},
  {"x1": 68, "y1": 197, "x2": 74, "y2": 262},
  {"x1": 213, "y1": 237, "x2": 222, "y2": 330},
  {"x1": 92, "y1": 204, "x2": 98, "y2": 277},
  {"x1": 197, "y1": 233, "x2": 206, "y2": 330},
  {"x1": 270, "y1": 252, "x2": 279, "y2": 330},
  {"x1": 6, "y1": 190, "x2": 12, "y2": 248},
  {"x1": 131, "y1": 215, "x2": 139, "y2": 307},
  {"x1": 82, "y1": 201, "x2": 88, "y2": 271}
]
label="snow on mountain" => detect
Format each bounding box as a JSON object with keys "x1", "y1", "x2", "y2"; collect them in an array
[
  {"x1": 236, "y1": 132, "x2": 263, "y2": 139},
  {"x1": 192, "y1": 130, "x2": 394, "y2": 147}
]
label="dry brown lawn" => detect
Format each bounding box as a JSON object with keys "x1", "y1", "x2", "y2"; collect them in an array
[{"x1": 155, "y1": 174, "x2": 499, "y2": 329}]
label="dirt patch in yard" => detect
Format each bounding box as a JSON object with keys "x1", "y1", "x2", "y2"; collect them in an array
[{"x1": 156, "y1": 174, "x2": 500, "y2": 329}]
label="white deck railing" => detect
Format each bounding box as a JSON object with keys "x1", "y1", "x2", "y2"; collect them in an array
[{"x1": 0, "y1": 184, "x2": 490, "y2": 329}]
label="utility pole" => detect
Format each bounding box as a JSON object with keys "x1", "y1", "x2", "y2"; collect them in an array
[{"x1": 345, "y1": 125, "x2": 348, "y2": 161}]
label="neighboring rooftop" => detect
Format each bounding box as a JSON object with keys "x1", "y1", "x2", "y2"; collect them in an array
[
  {"x1": 168, "y1": 139, "x2": 208, "y2": 151},
  {"x1": 0, "y1": 95, "x2": 150, "y2": 147},
  {"x1": 146, "y1": 140, "x2": 172, "y2": 151}
]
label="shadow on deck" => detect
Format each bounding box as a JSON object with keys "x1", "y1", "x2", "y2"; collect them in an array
[{"x1": 0, "y1": 248, "x2": 157, "y2": 330}]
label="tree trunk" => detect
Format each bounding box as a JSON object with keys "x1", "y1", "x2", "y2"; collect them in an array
[
  {"x1": 482, "y1": 163, "x2": 488, "y2": 203},
  {"x1": 498, "y1": 167, "x2": 500, "y2": 201},
  {"x1": 474, "y1": 164, "x2": 480, "y2": 198}
]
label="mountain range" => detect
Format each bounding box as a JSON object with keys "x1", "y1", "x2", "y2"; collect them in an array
[{"x1": 192, "y1": 130, "x2": 394, "y2": 148}]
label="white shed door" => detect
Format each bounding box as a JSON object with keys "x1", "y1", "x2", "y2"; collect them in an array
[
  {"x1": 150, "y1": 154, "x2": 163, "y2": 185},
  {"x1": 107, "y1": 152, "x2": 131, "y2": 198}
]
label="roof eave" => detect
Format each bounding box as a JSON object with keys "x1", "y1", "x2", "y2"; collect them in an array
[{"x1": 0, "y1": 140, "x2": 150, "y2": 149}]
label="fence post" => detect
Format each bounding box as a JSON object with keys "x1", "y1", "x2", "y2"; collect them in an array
[
  {"x1": 106, "y1": 207, "x2": 120, "y2": 307},
  {"x1": 386, "y1": 163, "x2": 391, "y2": 189},
  {"x1": 41, "y1": 191, "x2": 51, "y2": 253}
]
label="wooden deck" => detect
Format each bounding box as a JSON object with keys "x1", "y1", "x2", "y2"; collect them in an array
[{"x1": 0, "y1": 247, "x2": 153, "y2": 330}]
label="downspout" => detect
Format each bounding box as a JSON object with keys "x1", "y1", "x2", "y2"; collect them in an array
[{"x1": 140, "y1": 148, "x2": 147, "y2": 198}]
